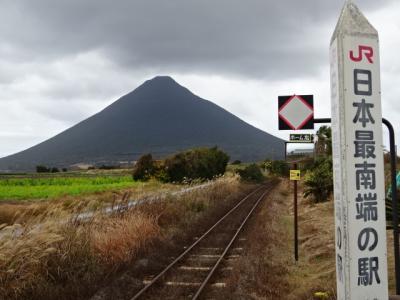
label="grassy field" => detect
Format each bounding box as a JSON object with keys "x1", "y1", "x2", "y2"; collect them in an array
[
  {"x1": 0, "y1": 175, "x2": 137, "y2": 200},
  {"x1": 0, "y1": 175, "x2": 242, "y2": 300}
]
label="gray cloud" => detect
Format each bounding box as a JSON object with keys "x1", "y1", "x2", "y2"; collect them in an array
[
  {"x1": 0, "y1": 0, "x2": 398, "y2": 157},
  {"x1": 0, "y1": 0, "x2": 391, "y2": 80}
]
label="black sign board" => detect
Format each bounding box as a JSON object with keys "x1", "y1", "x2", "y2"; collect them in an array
[{"x1": 289, "y1": 134, "x2": 314, "y2": 143}]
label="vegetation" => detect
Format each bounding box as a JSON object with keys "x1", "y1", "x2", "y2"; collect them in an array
[
  {"x1": 314, "y1": 125, "x2": 332, "y2": 156},
  {"x1": 303, "y1": 157, "x2": 333, "y2": 202},
  {"x1": 36, "y1": 165, "x2": 50, "y2": 173},
  {"x1": 303, "y1": 126, "x2": 333, "y2": 202},
  {"x1": 0, "y1": 176, "x2": 136, "y2": 200},
  {"x1": 133, "y1": 147, "x2": 229, "y2": 183},
  {"x1": 132, "y1": 153, "x2": 156, "y2": 181},
  {"x1": 236, "y1": 163, "x2": 264, "y2": 182},
  {"x1": 264, "y1": 159, "x2": 289, "y2": 177},
  {"x1": 164, "y1": 147, "x2": 229, "y2": 182},
  {"x1": 36, "y1": 165, "x2": 61, "y2": 173},
  {"x1": 0, "y1": 176, "x2": 241, "y2": 299}
]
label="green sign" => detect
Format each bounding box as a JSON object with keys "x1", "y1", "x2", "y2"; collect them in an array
[{"x1": 289, "y1": 134, "x2": 314, "y2": 143}]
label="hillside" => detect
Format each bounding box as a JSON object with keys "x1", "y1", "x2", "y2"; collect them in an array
[{"x1": 0, "y1": 76, "x2": 284, "y2": 171}]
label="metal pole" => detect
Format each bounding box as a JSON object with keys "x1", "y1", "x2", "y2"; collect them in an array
[
  {"x1": 285, "y1": 142, "x2": 288, "y2": 161},
  {"x1": 383, "y1": 118, "x2": 400, "y2": 295},
  {"x1": 313, "y1": 118, "x2": 331, "y2": 124},
  {"x1": 294, "y1": 162, "x2": 298, "y2": 261}
]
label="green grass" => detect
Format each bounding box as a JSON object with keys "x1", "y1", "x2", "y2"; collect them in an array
[{"x1": 0, "y1": 176, "x2": 137, "y2": 200}]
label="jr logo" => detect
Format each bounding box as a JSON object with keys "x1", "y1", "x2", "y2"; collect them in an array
[{"x1": 349, "y1": 45, "x2": 374, "y2": 63}]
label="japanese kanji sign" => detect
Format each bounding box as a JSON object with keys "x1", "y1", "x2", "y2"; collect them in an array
[
  {"x1": 289, "y1": 134, "x2": 314, "y2": 143},
  {"x1": 290, "y1": 170, "x2": 300, "y2": 181},
  {"x1": 330, "y1": 2, "x2": 388, "y2": 299},
  {"x1": 278, "y1": 95, "x2": 314, "y2": 130}
]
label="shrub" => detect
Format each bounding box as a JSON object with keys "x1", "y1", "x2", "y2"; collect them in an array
[
  {"x1": 36, "y1": 165, "x2": 50, "y2": 173},
  {"x1": 264, "y1": 160, "x2": 289, "y2": 176},
  {"x1": 132, "y1": 154, "x2": 155, "y2": 181},
  {"x1": 99, "y1": 165, "x2": 118, "y2": 170},
  {"x1": 303, "y1": 156, "x2": 333, "y2": 202},
  {"x1": 51, "y1": 167, "x2": 59, "y2": 173},
  {"x1": 232, "y1": 160, "x2": 241, "y2": 165},
  {"x1": 237, "y1": 164, "x2": 264, "y2": 182},
  {"x1": 162, "y1": 147, "x2": 229, "y2": 182}
]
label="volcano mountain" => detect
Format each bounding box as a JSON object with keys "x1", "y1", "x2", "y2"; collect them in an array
[{"x1": 0, "y1": 76, "x2": 284, "y2": 171}]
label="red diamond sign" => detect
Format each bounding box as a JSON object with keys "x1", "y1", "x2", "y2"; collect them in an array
[{"x1": 278, "y1": 95, "x2": 314, "y2": 130}]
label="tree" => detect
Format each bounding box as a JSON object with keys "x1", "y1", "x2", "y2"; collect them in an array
[
  {"x1": 162, "y1": 147, "x2": 229, "y2": 182},
  {"x1": 315, "y1": 126, "x2": 332, "y2": 156},
  {"x1": 132, "y1": 154, "x2": 155, "y2": 181},
  {"x1": 36, "y1": 165, "x2": 50, "y2": 173}
]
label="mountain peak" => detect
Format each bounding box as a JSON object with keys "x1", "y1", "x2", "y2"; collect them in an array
[
  {"x1": 150, "y1": 75, "x2": 175, "y2": 82},
  {"x1": 132, "y1": 75, "x2": 190, "y2": 100},
  {"x1": 137, "y1": 75, "x2": 181, "y2": 92},
  {"x1": 145, "y1": 75, "x2": 178, "y2": 86}
]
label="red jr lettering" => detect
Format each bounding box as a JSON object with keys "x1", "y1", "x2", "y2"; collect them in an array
[{"x1": 350, "y1": 45, "x2": 374, "y2": 63}]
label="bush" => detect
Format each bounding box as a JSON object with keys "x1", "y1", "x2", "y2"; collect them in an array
[
  {"x1": 232, "y1": 160, "x2": 241, "y2": 165},
  {"x1": 264, "y1": 160, "x2": 289, "y2": 176},
  {"x1": 36, "y1": 165, "x2": 50, "y2": 173},
  {"x1": 99, "y1": 165, "x2": 118, "y2": 170},
  {"x1": 51, "y1": 167, "x2": 59, "y2": 173},
  {"x1": 132, "y1": 154, "x2": 155, "y2": 181},
  {"x1": 162, "y1": 147, "x2": 229, "y2": 183},
  {"x1": 237, "y1": 164, "x2": 264, "y2": 182},
  {"x1": 303, "y1": 156, "x2": 333, "y2": 202}
]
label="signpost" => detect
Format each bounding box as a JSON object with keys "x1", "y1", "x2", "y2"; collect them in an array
[
  {"x1": 278, "y1": 95, "x2": 313, "y2": 261},
  {"x1": 289, "y1": 134, "x2": 314, "y2": 143},
  {"x1": 278, "y1": 95, "x2": 314, "y2": 130},
  {"x1": 290, "y1": 164, "x2": 300, "y2": 261},
  {"x1": 330, "y1": 2, "x2": 388, "y2": 299}
]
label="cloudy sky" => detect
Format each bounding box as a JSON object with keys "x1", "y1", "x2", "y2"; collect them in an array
[{"x1": 1, "y1": 0, "x2": 399, "y2": 157}]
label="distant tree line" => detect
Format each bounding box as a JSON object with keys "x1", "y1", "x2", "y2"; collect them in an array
[
  {"x1": 36, "y1": 165, "x2": 67, "y2": 173},
  {"x1": 133, "y1": 147, "x2": 229, "y2": 183}
]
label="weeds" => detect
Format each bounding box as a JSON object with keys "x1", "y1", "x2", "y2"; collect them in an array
[{"x1": 0, "y1": 175, "x2": 241, "y2": 299}]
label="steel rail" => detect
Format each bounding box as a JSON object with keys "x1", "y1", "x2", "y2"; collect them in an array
[
  {"x1": 192, "y1": 186, "x2": 272, "y2": 299},
  {"x1": 130, "y1": 184, "x2": 267, "y2": 300}
]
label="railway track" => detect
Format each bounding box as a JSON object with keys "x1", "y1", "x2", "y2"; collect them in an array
[{"x1": 130, "y1": 182, "x2": 275, "y2": 300}]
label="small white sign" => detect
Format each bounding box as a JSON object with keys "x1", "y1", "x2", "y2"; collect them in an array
[{"x1": 330, "y1": 2, "x2": 388, "y2": 300}]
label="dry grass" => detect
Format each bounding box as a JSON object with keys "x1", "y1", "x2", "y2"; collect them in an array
[
  {"x1": 91, "y1": 211, "x2": 160, "y2": 269},
  {"x1": 0, "y1": 175, "x2": 242, "y2": 300},
  {"x1": 287, "y1": 182, "x2": 336, "y2": 300},
  {"x1": 0, "y1": 180, "x2": 182, "y2": 225}
]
